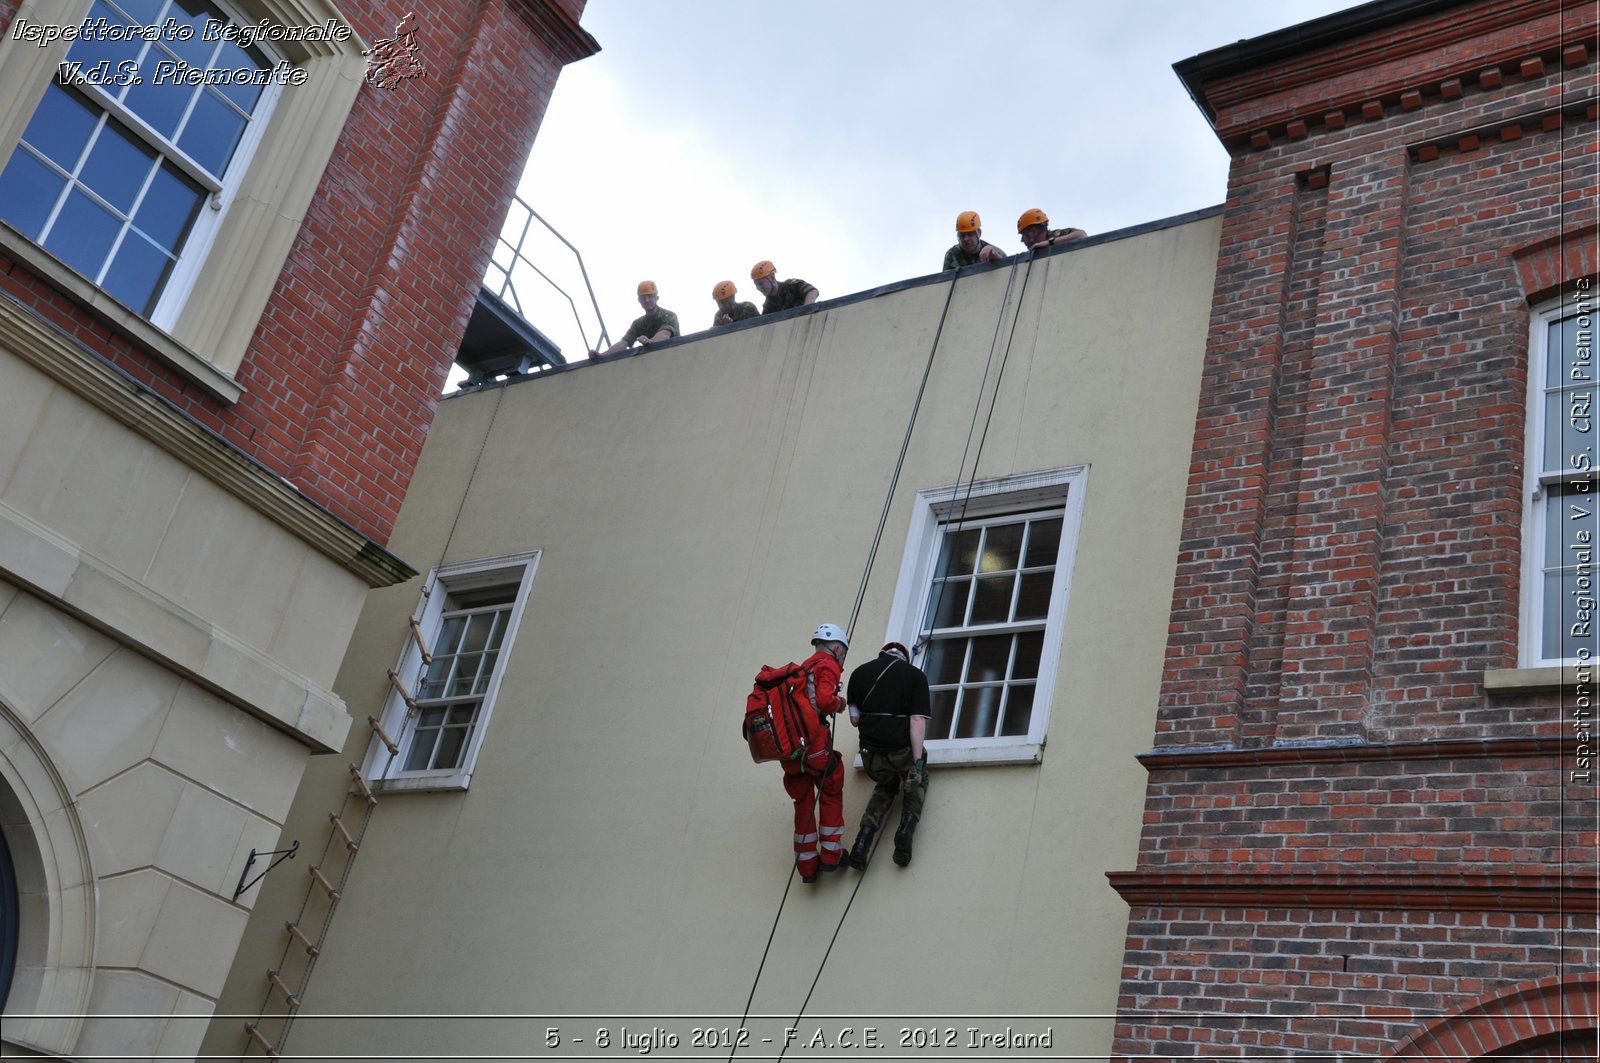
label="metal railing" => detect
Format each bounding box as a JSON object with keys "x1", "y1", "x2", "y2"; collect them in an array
[{"x1": 485, "y1": 195, "x2": 609, "y2": 356}]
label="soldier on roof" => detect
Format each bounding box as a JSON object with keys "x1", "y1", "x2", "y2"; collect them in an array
[
  {"x1": 710, "y1": 279, "x2": 760, "y2": 328},
  {"x1": 590, "y1": 280, "x2": 680, "y2": 357},
  {"x1": 751, "y1": 260, "x2": 818, "y2": 314},
  {"x1": 943, "y1": 211, "x2": 1005, "y2": 270},
  {"x1": 1017, "y1": 208, "x2": 1087, "y2": 253}
]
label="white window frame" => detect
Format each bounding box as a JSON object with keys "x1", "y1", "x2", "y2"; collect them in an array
[
  {"x1": 363, "y1": 553, "x2": 539, "y2": 793},
  {"x1": 0, "y1": 0, "x2": 367, "y2": 396},
  {"x1": 1521, "y1": 293, "x2": 1599, "y2": 668},
  {"x1": 882, "y1": 466, "x2": 1087, "y2": 766},
  {"x1": 8, "y1": 0, "x2": 286, "y2": 327}
]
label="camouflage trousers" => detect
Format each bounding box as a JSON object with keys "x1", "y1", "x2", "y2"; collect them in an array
[{"x1": 858, "y1": 747, "x2": 926, "y2": 832}]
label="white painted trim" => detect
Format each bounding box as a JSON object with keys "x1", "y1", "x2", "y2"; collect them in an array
[
  {"x1": 1520, "y1": 295, "x2": 1596, "y2": 667},
  {"x1": 881, "y1": 466, "x2": 1088, "y2": 766},
  {"x1": 363, "y1": 554, "x2": 540, "y2": 793}
]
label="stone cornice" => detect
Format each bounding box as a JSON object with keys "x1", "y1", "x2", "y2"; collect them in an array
[
  {"x1": 0, "y1": 293, "x2": 415, "y2": 588},
  {"x1": 1136, "y1": 734, "x2": 1574, "y2": 771},
  {"x1": 1107, "y1": 869, "x2": 1600, "y2": 914}
]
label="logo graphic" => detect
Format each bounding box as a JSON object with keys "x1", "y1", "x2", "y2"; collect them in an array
[{"x1": 364, "y1": 12, "x2": 426, "y2": 91}]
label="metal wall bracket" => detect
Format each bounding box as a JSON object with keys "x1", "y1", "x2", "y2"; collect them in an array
[{"x1": 234, "y1": 840, "x2": 299, "y2": 901}]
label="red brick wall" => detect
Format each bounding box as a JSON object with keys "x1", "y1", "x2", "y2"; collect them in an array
[
  {"x1": 0, "y1": 0, "x2": 595, "y2": 543},
  {"x1": 1114, "y1": 1, "x2": 1599, "y2": 1056},
  {"x1": 1117, "y1": 910, "x2": 1596, "y2": 1059}
]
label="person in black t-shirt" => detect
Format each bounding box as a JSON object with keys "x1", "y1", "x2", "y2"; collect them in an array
[{"x1": 845, "y1": 642, "x2": 930, "y2": 869}]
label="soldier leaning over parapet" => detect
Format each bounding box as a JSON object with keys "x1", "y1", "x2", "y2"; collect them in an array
[
  {"x1": 751, "y1": 260, "x2": 818, "y2": 314},
  {"x1": 943, "y1": 211, "x2": 1005, "y2": 270},
  {"x1": 590, "y1": 280, "x2": 680, "y2": 357},
  {"x1": 710, "y1": 280, "x2": 760, "y2": 328},
  {"x1": 1016, "y1": 208, "x2": 1087, "y2": 253}
]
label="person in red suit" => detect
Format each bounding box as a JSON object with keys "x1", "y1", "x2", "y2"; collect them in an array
[{"x1": 784, "y1": 623, "x2": 849, "y2": 882}]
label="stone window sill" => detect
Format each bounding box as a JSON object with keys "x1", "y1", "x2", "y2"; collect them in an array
[
  {"x1": 0, "y1": 225, "x2": 242, "y2": 404},
  {"x1": 1483, "y1": 665, "x2": 1595, "y2": 692}
]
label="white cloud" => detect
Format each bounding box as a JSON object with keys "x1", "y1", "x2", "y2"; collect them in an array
[{"x1": 467, "y1": 0, "x2": 1362, "y2": 375}]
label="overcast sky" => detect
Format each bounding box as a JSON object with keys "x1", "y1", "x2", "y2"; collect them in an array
[{"x1": 477, "y1": 0, "x2": 1365, "y2": 369}]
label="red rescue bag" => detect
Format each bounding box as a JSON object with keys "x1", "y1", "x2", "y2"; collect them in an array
[{"x1": 743, "y1": 662, "x2": 813, "y2": 764}]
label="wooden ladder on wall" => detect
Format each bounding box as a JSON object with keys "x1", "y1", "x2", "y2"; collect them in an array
[{"x1": 240, "y1": 618, "x2": 431, "y2": 1058}]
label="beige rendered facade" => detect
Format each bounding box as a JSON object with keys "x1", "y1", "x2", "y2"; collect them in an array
[
  {"x1": 0, "y1": 296, "x2": 395, "y2": 1057},
  {"x1": 208, "y1": 210, "x2": 1221, "y2": 1060}
]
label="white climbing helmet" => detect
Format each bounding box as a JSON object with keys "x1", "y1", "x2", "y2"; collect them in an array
[{"x1": 811, "y1": 622, "x2": 849, "y2": 648}]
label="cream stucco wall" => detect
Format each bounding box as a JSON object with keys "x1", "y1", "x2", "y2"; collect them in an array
[
  {"x1": 208, "y1": 212, "x2": 1221, "y2": 1060},
  {"x1": 0, "y1": 325, "x2": 387, "y2": 1056}
]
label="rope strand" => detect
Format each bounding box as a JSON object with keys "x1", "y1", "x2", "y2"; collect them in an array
[{"x1": 780, "y1": 251, "x2": 1043, "y2": 1056}]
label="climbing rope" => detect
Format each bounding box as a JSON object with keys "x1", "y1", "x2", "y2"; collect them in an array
[
  {"x1": 729, "y1": 268, "x2": 963, "y2": 1060},
  {"x1": 774, "y1": 254, "x2": 1040, "y2": 1060},
  {"x1": 733, "y1": 252, "x2": 1041, "y2": 1060}
]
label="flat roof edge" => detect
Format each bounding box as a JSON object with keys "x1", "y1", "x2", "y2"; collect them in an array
[{"x1": 445, "y1": 202, "x2": 1225, "y2": 398}]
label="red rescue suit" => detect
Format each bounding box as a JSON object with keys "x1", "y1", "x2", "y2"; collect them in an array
[{"x1": 783, "y1": 649, "x2": 845, "y2": 877}]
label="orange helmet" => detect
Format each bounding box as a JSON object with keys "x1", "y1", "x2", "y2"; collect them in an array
[
  {"x1": 1016, "y1": 208, "x2": 1049, "y2": 233},
  {"x1": 712, "y1": 280, "x2": 736, "y2": 301},
  {"x1": 751, "y1": 260, "x2": 776, "y2": 281},
  {"x1": 637, "y1": 280, "x2": 658, "y2": 296},
  {"x1": 956, "y1": 210, "x2": 981, "y2": 234}
]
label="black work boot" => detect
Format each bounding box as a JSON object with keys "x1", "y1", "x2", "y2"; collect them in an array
[
  {"x1": 892, "y1": 813, "x2": 919, "y2": 867},
  {"x1": 848, "y1": 825, "x2": 876, "y2": 870}
]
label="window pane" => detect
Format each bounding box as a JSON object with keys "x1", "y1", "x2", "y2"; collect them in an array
[
  {"x1": 979, "y1": 523, "x2": 1023, "y2": 572},
  {"x1": 1012, "y1": 630, "x2": 1044, "y2": 680},
  {"x1": 970, "y1": 573, "x2": 1015, "y2": 624},
  {"x1": 102, "y1": 230, "x2": 176, "y2": 315},
  {"x1": 1015, "y1": 571, "x2": 1052, "y2": 621},
  {"x1": 178, "y1": 89, "x2": 249, "y2": 176},
  {"x1": 433, "y1": 718, "x2": 472, "y2": 770},
  {"x1": 928, "y1": 577, "x2": 969, "y2": 630},
  {"x1": 1542, "y1": 570, "x2": 1594, "y2": 663},
  {"x1": 448, "y1": 658, "x2": 482, "y2": 697},
  {"x1": 132, "y1": 162, "x2": 204, "y2": 248},
  {"x1": 470, "y1": 650, "x2": 499, "y2": 695},
  {"x1": 66, "y1": 2, "x2": 146, "y2": 73},
  {"x1": 1544, "y1": 315, "x2": 1590, "y2": 473},
  {"x1": 20, "y1": 85, "x2": 100, "y2": 170},
  {"x1": 43, "y1": 190, "x2": 122, "y2": 279},
  {"x1": 1542, "y1": 487, "x2": 1591, "y2": 565},
  {"x1": 214, "y1": 42, "x2": 272, "y2": 112},
  {"x1": 954, "y1": 685, "x2": 1001, "y2": 739},
  {"x1": 166, "y1": 0, "x2": 223, "y2": 69},
  {"x1": 1544, "y1": 391, "x2": 1576, "y2": 473},
  {"x1": 924, "y1": 639, "x2": 965, "y2": 686},
  {"x1": 1000, "y1": 684, "x2": 1035, "y2": 737},
  {"x1": 461, "y1": 612, "x2": 497, "y2": 655},
  {"x1": 928, "y1": 688, "x2": 957, "y2": 740},
  {"x1": 0, "y1": 151, "x2": 68, "y2": 239},
  {"x1": 1024, "y1": 518, "x2": 1062, "y2": 568},
  {"x1": 966, "y1": 634, "x2": 1011, "y2": 686},
  {"x1": 436, "y1": 615, "x2": 467, "y2": 654},
  {"x1": 1547, "y1": 316, "x2": 1578, "y2": 393},
  {"x1": 80, "y1": 128, "x2": 157, "y2": 214},
  {"x1": 402, "y1": 707, "x2": 446, "y2": 771},
  {"x1": 485, "y1": 611, "x2": 508, "y2": 652},
  {"x1": 124, "y1": 50, "x2": 195, "y2": 138},
  {"x1": 936, "y1": 528, "x2": 980, "y2": 578}
]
